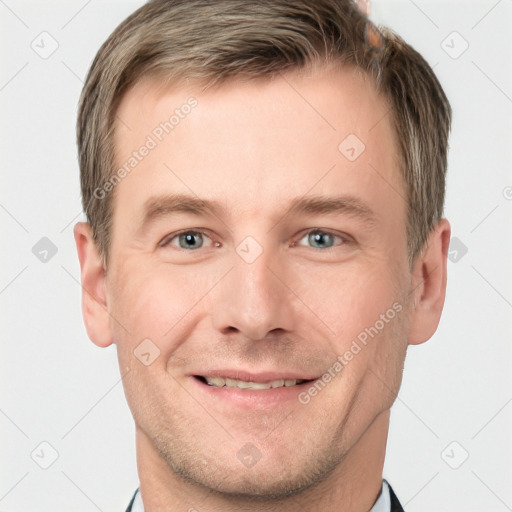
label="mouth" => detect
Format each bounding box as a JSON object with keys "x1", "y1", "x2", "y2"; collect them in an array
[
  {"x1": 194, "y1": 375, "x2": 313, "y2": 390},
  {"x1": 190, "y1": 371, "x2": 319, "y2": 409}
]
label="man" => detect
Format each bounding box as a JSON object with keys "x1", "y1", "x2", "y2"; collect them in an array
[{"x1": 73, "y1": 0, "x2": 451, "y2": 510}]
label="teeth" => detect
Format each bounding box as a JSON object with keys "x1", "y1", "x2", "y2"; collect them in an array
[
  {"x1": 204, "y1": 377, "x2": 305, "y2": 389},
  {"x1": 206, "y1": 376, "x2": 226, "y2": 388},
  {"x1": 272, "y1": 379, "x2": 285, "y2": 388}
]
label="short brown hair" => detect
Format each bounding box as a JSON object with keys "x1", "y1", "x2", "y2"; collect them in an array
[{"x1": 77, "y1": 0, "x2": 451, "y2": 266}]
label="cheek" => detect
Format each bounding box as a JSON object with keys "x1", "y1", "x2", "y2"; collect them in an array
[
  {"x1": 291, "y1": 259, "x2": 402, "y2": 351},
  {"x1": 108, "y1": 261, "x2": 208, "y2": 355}
]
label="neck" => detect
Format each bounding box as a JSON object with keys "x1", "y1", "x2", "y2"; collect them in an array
[{"x1": 136, "y1": 409, "x2": 389, "y2": 512}]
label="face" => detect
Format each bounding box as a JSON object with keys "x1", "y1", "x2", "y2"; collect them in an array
[{"x1": 103, "y1": 65, "x2": 413, "y2": 497}]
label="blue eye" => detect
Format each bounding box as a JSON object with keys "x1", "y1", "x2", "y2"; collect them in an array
[
  {"x1": 159, "y1": 229, "x2": 349, "y2": 252},
  {"x1": 297, "y1": 230, "x2": 346, "y2": 250},
  {"x1": 161, "y1": 230, "x2": 214, "y2": 250}
]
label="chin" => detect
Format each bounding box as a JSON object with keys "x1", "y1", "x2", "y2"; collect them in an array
[{"x1": 157, "y1": 435, "x2": 342, "y2": 501}]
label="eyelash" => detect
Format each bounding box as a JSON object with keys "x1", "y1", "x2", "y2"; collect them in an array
[
  {"x1": 294, "y1": 230, "x2": 351, "y2": 250},
  {"x1": 159, "y1": 228, "x2": 352, "y2": 251},
  {"x1": 159, "y1": 229, "x2": 219, "y2": 250}
]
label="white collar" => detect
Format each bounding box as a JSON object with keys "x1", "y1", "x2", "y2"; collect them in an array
[
  {"x1": 131, "y1": 487, "x2": 144, "y2": 512},
  {"x1": 132, "y1": 479, "x2": 390, "y2": 511},
  {"x1": 370, "y1": 479, "x2": 391, "y2": 512}
]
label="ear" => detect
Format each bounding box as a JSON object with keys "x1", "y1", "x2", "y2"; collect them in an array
[
  {"x1": 73, "y1": 222, "x2": 113, "y2": 347},
  {"x1": 407, "y1": 218, "x2": 451, "y2": 345}
]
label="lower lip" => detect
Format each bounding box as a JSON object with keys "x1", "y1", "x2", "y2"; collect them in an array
[{"x1": 190, "y1": 376, "x2": 314, "y2": 409}]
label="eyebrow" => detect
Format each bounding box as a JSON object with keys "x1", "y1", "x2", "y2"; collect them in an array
[
  {"x1": 138, "y1": 192, "x2": 377, "y2": 232},
  {"x1": 285, "y1": 195, "x2": 377, "y2": 225},
  {"x1": 139, "y1": 194, "x2": 225, "y2": 231}
]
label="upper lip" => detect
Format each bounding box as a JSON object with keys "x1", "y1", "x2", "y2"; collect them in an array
[{"x1": 191, "y1": 369, "x2": 318, "y2": 383}]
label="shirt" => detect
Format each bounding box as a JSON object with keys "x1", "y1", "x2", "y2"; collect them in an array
[{"x1": 130, "y1": 479, "x2": 391, "y2": 512}]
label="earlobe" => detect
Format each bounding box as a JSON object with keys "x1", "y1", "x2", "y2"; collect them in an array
[
  {"x1": 407, "y1": 218, "x2": 451, "y2": 345},
  {"x1": 73, "y1": 222, "x2": 114, "y2": 348}
]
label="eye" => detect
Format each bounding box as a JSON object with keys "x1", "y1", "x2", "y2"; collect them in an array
[
  {"x1": 159, "y1": 230, "x2": 217, "y2": 250},
  {"x1": 295, "y1": 229, "x2": 349, "y2": 250}
]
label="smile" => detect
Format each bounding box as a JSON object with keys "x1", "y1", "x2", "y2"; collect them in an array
[{"x1": 196, "y1": 376, "x2": 310, "y2": 390}]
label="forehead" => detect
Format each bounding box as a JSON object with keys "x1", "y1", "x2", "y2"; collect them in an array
[
  {"x1": 111, "y1": 64, "x2": 404, "y2": 231},
  {"x1": 115, "y1": 64, "x2": 391, "y2": 145}
]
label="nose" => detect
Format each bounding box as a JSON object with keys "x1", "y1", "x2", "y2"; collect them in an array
[{"x1": 210, "y1": 242, "x2": 296, "y2": 341}]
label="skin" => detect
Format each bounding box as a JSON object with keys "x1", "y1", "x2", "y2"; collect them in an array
[{"x1": 74, "y1": 63, "x2": 450, "y2": 511}]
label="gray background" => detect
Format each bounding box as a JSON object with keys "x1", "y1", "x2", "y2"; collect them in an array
[{"x1": 1, "y1": 0, "x2": 511, "y2": 510}]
